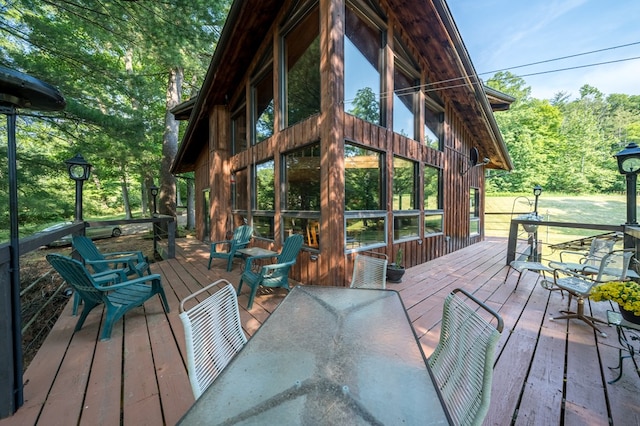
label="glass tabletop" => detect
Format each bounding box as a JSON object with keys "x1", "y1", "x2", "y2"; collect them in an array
[{"x1": 179, "y1": 285, "x2": 450, "y2": 425}]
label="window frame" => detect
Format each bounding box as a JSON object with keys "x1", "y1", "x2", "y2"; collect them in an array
[
  {"x1": 252, "y1": 159, "x2": 276, "y2": 241},
  {"x1": 423, "y1": 164, "x2": 443, "y2": 237},
  {"x1": 470, "y1": 187, "x2": 480, "y2": 236}
]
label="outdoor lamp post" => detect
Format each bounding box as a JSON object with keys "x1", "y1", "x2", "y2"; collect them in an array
[
  {"x1": 64, "y1": 153, "x2": 92, "y2": 222},
  {"x1": 150, "y1": 184, "x2": 159, "y2": 216},
  {"x1": 533, "y1": 185, "x2": 542, "y2": 215},
  {"x1": 614, "y1": 142, "x2": 640, "y2": 226}
]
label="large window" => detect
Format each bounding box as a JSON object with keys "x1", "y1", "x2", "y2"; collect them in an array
[
  {"x1": 424, "y1": 165, "x2": 443, "y2": 235},
  {"x1": 470, "y1": 187, "x2": 480, "y2": 235},
  {"x1": 232, "y1": 168, "x2": 248, "y2": 228},
  {"x1": 231, "y1": 102, "x2": 247, "y2": 155},
  {"x1": 393, "y1": 156, "x2": 419, "y2": 241},
  {"x1": 283, "y1": 6, "x2": 320, "y2": 127},
  {"x1": 345, "y1": 143, "x2": 386, "y2": 250},
  {"x1": 253, "y1": 160, "x2": 275, "y2": 240},
  {"x1": 344, "y1": 2, "x2": 384, "y2": 125},
  {"x1": 393, "y1": 39, "x2": 419, "y2": 139},
  {"x1": 252, "y1": 55, "x2": 274, "y2": 144},
  {"x1": 424, "y1": 97, "x2": 444, "y2": 150},
  {"x1": 283, "y1": 142, "x2": 321, "y2": 247}
]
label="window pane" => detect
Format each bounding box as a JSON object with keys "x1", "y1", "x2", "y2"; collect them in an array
[
  {"x1": 424, "y1": 165, "x2": 440, "y2": 210},
  {"x1": 394, "y1": 215, "x2": 419, "y2": 240},
  {"x1": 232, "y1": 103, "x2": 247, "y2": 154},
  {"x1": 233, "y1": 168, "x2": 248, "y2": 211},
  {"x1": 254, "y1": 70, "x2": 274, "y2": 143},
  {"x1": 284, "y1": 142, "x2": 321, "y2": 210},
  {"x1": 282, "y1": 215, "x2": 319, "y2": 248},
  {"x1": 346, "y1": 217, "x2": 386, "y2": 249},
  {"x1": 344, "y1": 5, "x2": 382, "y2": 125},
  {"x1": 425, "y1": 213, "x2": 443, "y2": 234},
  {"x1": 424, "y1": 105, "x2": 442, "y2": 150},
  {"x1": 285, "y1": 8, "x2": 320, "y2": 127},
  {"x1": 345, "y1": 144, "x2": 382, "y2": 211},
  {"x1": 255, "y1": 160, "x2": 275, "y2": 210},
  {"x1": 393, "y1": 157, "x2": 416, "y2": 210},
  {"x1": 253, "y1": 215, "x2": 274, "y2": 240},
  {"x1": 470, "y1": 188, "x2": 479, "y2": 218},
  {"x1": 393, "y1": 66, "x2": 416, "y2": 138},
  {"x1": 470, "y1": 218, "x2": 480, "y2": 235}
]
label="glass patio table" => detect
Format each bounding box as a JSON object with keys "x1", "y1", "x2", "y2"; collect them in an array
[{"x1": 178, "y1": 285, "x2": 451, "y2": 425}]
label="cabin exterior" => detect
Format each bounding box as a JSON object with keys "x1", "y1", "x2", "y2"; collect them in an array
[{"x1": 171, "y1": 0, "x2": 513, "y2": 286}]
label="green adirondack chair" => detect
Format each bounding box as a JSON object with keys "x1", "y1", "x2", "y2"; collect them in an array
[
  {"x1": 208, "y1": 225, "x2": 254, "y2": 271},
  {"x1": 72, "y1": 235, "x2": 151, "y2": 277},
  {"x1": 46, "y1": 253, "x2": 170, "y2": 341},
  {"x1": 237, "y1": 234, "x2": 304, "y2": 309}
]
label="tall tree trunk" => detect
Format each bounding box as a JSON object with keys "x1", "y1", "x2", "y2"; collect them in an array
[
  {"x1": 159, "y1": 67, "x2": 182, "y2": 217},
  {"x1": 121, "y1": 175, "x2": 132, "y2": 219}
]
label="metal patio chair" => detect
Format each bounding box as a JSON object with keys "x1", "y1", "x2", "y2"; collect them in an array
[
  {"x1": 46, "y1": 253, "x2": 169, "y2": 341},
  {"x1": 543, "y1": 249, "x2": 634, "y2": 336},
  {"x1": 208, "y1": 225, "x2": 253, "y2": 271},
  {"x1": 237, "y1": 234, "x2": 304, "y2": 309},
  {"x1": 350, "y1": 252, "x2": 388, "y2": 289},
  {"x1": 428, "y1": 288, "x2": 504, "y2": 426},
  {"x1": 179, "y1": 280, "x2": 247, "y2": 399},
  {"x1": 548, "y1": 234, "x2": 619, "y2": 274}
]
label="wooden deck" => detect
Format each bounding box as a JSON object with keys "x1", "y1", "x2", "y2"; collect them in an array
[{"x1": 2, "y1": 237, "x2": 639, "y2": 426}]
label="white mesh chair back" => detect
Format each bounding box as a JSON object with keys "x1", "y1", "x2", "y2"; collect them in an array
[
  {"x1": 179, "y1": 280, "x2": 247, "y2": 399},
  {"x1": 428, "y1": 288, "x2": 503, "y2": 426},
  {"x1": 350, "y1": 254, "x2": 388, "y2": 289}
]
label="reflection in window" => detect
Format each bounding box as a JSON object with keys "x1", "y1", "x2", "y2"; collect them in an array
[
  {"x1": 393, "y1": 214, "x2": 419, "y2": 240},
  {"x1": 345, "y1": 144, "x2": 383, "y2": 211},
  {"x1": 253, "y1": 215, "x2": 274, "y2": 240},
  {"x1": 252, "y1": 160, "x2": 275, "y2": 241},
  {"x1": 346, "y1": 216, "x2": 386, "y2": 250},
  {"x1": 233, "y1": 168, "x2": 248, "y2": 211},
  {"x1": 284, "y1": 7, "x2": 320, "y2": 127},
  {"x1": 425, "y1": 99, "x2": 443, "y2": 150},
  {"x1": 393, "y1": 157, "x2": 416, "y2": 210},
  {"x1": 252, "y1": 66, "x2": 274, "y2": 143},
  {"x1": 424, "y1": 165, "x2": 443, "y2": 235},
  {"x1": 345, "y1": 142, "x2": 386, "y2": 251},
  {"x1": 393, "y1": 37, "x2": 419, "y2": 138},
  {"x1": 344, "y1": 3, "x2": 383, "y2": 125},
  {"x1": 232, "y1": 102, "x2": 247, "y2": 155},
  {"x1": 255, "y1": 160, "x2": 275, "y2": 210},
  {"x1": 393, "y1": 157, "x2": 418, "y2": 241},
  {"x1": 284, "y1": 142, "x2": 320, "y2": 211},
  {"x1": 282, "y1": 215, "x2": 320, "y2": 249},
  {"x1": 470, "y1": 187, "x2": 480, "y2": 235}
]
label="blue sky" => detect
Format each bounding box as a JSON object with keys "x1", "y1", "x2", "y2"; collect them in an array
[{"x1": 447, "y1": 0, "x2": 640, "y2": 100}]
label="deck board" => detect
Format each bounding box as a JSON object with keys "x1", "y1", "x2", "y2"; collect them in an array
[{"x1": 2, "y1": 237, "x2": 639, "y2": 426}]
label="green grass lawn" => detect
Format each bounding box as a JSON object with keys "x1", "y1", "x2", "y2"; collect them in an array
[{"x1": 485, "y1": 194, "x2": 629, "y2": 257}]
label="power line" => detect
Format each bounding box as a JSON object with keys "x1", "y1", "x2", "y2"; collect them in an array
[{"x1": 478, "y1": 41, "x2": 640, "y2": 75}]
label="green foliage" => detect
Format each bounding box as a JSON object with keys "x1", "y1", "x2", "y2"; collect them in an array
[{"x1": 486, "y1": 72, "x2": 640, "y2": 194}]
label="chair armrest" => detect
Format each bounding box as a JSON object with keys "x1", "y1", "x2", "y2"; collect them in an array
[
  {"x1": 94, "y1": 273, "x2": 162, "y2": 291},
  {"x1": 102, "y1": 251, "x2": 146, "y2": 262},
  {"x1": 260, "y1": 260, "x2": 296, "y2": 275},
  {"x1": 558, "y1": 250, "x2": 588, "y2": 263},
  {"x1": 92, "y1": 268, "x2": 127, "y2": 282},
  {"x1": 210, "y1": 240, "x2": 231, "y2": 251}
]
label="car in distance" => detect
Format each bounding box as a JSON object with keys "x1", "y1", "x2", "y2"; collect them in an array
[{"x1": 40, "y1": 222, "x2": 122, "y2": 247}]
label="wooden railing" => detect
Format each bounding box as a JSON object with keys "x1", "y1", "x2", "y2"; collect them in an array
[{"x1": 0, "y1": 216, "x2": 176, "y2": 419}]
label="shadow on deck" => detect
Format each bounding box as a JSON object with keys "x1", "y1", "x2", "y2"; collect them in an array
[{"x1": 1, "y1": 237, "x2": 639, "y2": 425}]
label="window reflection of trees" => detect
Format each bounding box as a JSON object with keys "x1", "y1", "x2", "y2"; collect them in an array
[
  {"x1": 393, "y1": 157, "x2": 416, "y2": 210},
  {"x1": 345, "y1": 144, "x2": 382, "y2": 211},
  {"x1": 285, "y1": 143, "x2": 321, "y2": 211},
  {"x1": 254, "y1": 70, "x2": 274, "y2": 143},
  {"x1": 256, "y1": 160, "x2": 274, "y2": 210},
  {"x1": 285, "y1": 7, "x2": 320, "y2": 127}
]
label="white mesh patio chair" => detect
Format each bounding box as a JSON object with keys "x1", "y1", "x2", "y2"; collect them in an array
[
  {"x1": 543, "y1": 249, "x2": 634, "y2": 336},
  {"x1": 179, "y1": 280, "x2": 247, "y2": 399},
  {"x1": 349, "y1": 252, "x2": 388, "y2": 289},
  {"x1": 428, "y1": 288, "x2": 504, "y2": 426}
]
